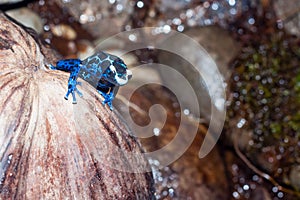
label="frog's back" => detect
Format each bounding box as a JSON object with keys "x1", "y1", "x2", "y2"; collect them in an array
[{"x1": 55, "y1": 59, "x2": 82, "y2": 72}]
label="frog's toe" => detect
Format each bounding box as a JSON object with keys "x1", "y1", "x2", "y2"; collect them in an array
[
  {"x1": 108, "y1": 102, "x2": 113, "y2": 110},
  {"x1": 98, "y1": 90, "x2": 107, "y2": 98},
  {"x1": 72, "y1": 91, "x2": 77, "y2": 104},
  {"x1": 75, "y1": 87, "x2": 83, "y2": 97},
  {"x1": 101, "y1": 100, "x2": 113, "y2": 110},
  {"x1": 64, "y1": 90, "x2": 71, "y2": 100},
  {"x1": 49, "y1": 64, "x2": 57, "y2": 70},
  {"x1": 76, "y1": 81, "x2": 82, "y2": 86}
]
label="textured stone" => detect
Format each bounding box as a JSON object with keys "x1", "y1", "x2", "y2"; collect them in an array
[{"x1": 0, "y1": 13, "x2": 154, "y2": 199}]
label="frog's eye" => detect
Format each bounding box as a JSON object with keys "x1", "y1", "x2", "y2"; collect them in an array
[
  {"x1": 112, "y1": 61, "x2": 126, "y2": 75},
  {"x1": 109, "y1": 65, "x2": 117, "y2": 73}
]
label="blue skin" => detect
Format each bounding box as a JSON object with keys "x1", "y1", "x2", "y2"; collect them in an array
[{"x1": 50, "y1": 51, "x2": 132, "y2": 110}]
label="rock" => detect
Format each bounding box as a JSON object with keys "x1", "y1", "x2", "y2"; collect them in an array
[
  {"x1": 5, "y1": 8, "x2": 43, "y2": 34},
  {"x1": 115, "y1": 85, "x2": 229, "y2": 200},
  {"x1": 157, "y1": 26, "x2": 240, "y2": 124},
  {"x1": 183, "y1": 26, "x2": 241, "y2": 80},
  {"x1": 0, "y1": 0, "x2": 23, "y2": 4},
  {"x1": 0, "y1": 13, "x2": 154, "y2": 199},
  {"x1": 51, "y1": 24, "x2": 77, "y2": 40},
  {"x1": 290, "y1": 165, "x2": 300, "y2": 191},
  {"x1": 54, "y1": 0, "x2": 132, "y2": 38},
  {"x1": 273, "y1": 0, "x2": 300, "y2": 37}
]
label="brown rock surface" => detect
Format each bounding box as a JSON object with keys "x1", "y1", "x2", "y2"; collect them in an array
[{"x1": 0, "y1": 13, "x2": 154, "y2": 199}]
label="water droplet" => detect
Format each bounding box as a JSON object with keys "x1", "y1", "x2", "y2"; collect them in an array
[
  {"x1": 232, "y1": 191, "x2": 240, "y2": 199},
  {"x1": 80, "y1": 14, "x2": 88, "y2": 24},
  {"x1": 203, "y1": 1, "x2": 210, "y2": 8},
  {"x1": 162, "y1": 190, "x2": 168, "y2": 196},
  {"x1": 128, "y1": 34, "x2": 137, "y2": 42},
  {"x1": 243, "y1": 184, "x2": 249, "y2": 190},
  {"x1": 125, "y1": 25, "x2": 131, "y2": 31},
  {"x1": 228, "y1": 0, "x2": 236, "y2": 6},
  {"x1": 279, "y1": 79, "x2": 285, "y2": 85},
  {"x1": 230, "y1": 8, "x2": 237, "y2": 15},
  {"x1": 211, "y1": 2, "x2": 219, "y2": 10},
  {"x1": 8, "y1": 154, "x2": 13, "y2": 164},
  {"x1": 43, "y1": 25, "x2": 50, "y2": 31},
  {"x1": 238, "y1": 28, "x2": 244, "y2": 35},
  {"x1": 163, "y1": 25, "x2": 171, "y2": 33},
  {"x1": 237, "y1": 118, "x2": 246, "y2": 128},
  {"x1": 248, "y1": 18, "x2": 255, "y2": 25},
  {"x1": 277, "y1": 20, "x2": 283, "y2": 29},
  {"x1": 39, "y1": 0, "x2": 45, "y2": 6},
  {"x1": 183, "y1": 109, "x2": 190, "y2": 115},
  {"x1": 168, "y1": 188, "x2": 174, "y2": 197},
  {"x1": 137, "y1": 1, "x2": 144, "y2": 8},
  {"x1": 186, "y1": 9, "x2": 194, "y2": 18},
  {"x1": 268, "y1": 157, "x2": 274, "y2": 163},
  {"x1": 172, "y1": 18, "x2": 181, "y2": 25},
  {"x1": 153, "y1": 128, "x2": 160, "y2": 136},
  {"x1": 261, "y1": 98, "x2": 267, "y2": 104},
  {"x1": 177, "y1": 25, "x2": 184, "y2": 32},
  {"x1": 252, "y1": 175, "x2": 259, "y2": 181},
  {"x1": 277, "y1": 168, "x2": 282, "y2": 173},
  {"x1": 277, "y1": 192, "x2": 284, "y2": 198},
  {"x1": 116, "y1": 4, "x2": 123, "y2": 11},
  {"x1": 248, "y1": 140, "x2": 254, "y2": 146}
]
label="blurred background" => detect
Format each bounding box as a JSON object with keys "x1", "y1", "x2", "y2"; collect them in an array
[{"x1": 1, "y1": 0, "x2": 300, "y2": 199}]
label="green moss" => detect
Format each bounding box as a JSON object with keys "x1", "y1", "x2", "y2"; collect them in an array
[
  {"x1": 270, "y1": 122, "x2": 282, "y2": 135},
  {"x1": 226, "y1": 31, "x2": 300, "y2": 184}
]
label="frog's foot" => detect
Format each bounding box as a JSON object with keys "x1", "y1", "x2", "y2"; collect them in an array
[
  {"x1": 46, "y1": 64, "x2": 56, "y2": 70},
  {"x1": 98, "y1": 91, "x2": 114, "y2": 110},
  {"x1": 98, "y1": 90, "x2": 108, "y2": 99},
  {"x1": 64, "y1": 80, "x2": 82, "y2": 104}
]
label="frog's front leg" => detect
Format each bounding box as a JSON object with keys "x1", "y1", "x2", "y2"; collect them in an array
[
  {"x1": 65, "y1": 76, "x2": 83, "y2": 104},
  {"x1": 102, "y1": 92, "x2": 114, "y2": 110},
  {"x1": 98, "y1": 86, "x2": 119, "y2": 110}
]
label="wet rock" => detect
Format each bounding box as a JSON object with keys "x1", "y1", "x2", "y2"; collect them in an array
[{"x1": 0, "y1": 13, "x2": 154, "y2": 199}]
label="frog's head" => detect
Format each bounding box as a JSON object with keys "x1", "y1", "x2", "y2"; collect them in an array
[{"x1": 105, "y1": 57, "x2": 132, "y2": 86}]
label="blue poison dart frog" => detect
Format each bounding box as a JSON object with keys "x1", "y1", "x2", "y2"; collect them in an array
[{"x1": 50, "y1": 51, "x2": 132, "y2": 110}]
